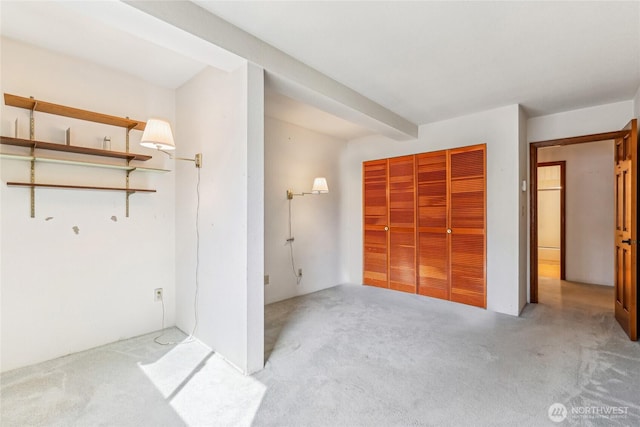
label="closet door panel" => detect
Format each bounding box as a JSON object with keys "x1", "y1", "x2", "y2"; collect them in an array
[
  {"x1": 364, "y1": 229, "x2": 389, "y2": 288},
  {"x1": 416, "y1": 151, "x2": 449, "y2": 299},
  {"x1": 449, "y1": 145, "x2": 486, "y2": 308},
  {"x1": 363, "y1": 160, "x2": 389, "y2": 288},
  {"x1": 418, "y1": 231, "x2": 449, "y2": 299},
  {"x1": 417, "y1": 151, "x2": 448, "y2": 228},
  {"x1": 388, "y1": 155, "x2": 416, "y2": 293},
  {"x1": 450, "y1": 233, "x2": 485, "y2": 307},
  {"x1": 389, "y1": 230, "x2": 417, "y2": 293},
  {"x1": 389, "y1": 156, "x2": 416, "y2": 228},
  {"x1": 450, "y1": 148, "x2": 485, "y2": 230},
  {"x1": 364, "y1": 160, "x2": 388, "y2": 226}
]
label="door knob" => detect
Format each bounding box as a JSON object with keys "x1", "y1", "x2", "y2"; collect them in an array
[
  {"x1": 384, "y1": 226, "x2": 389, "y2": 231},
  {"x1": 622, "y1": 238, "x2": 632, "y2": 245},
  {"x1": 447, "y1": 229, "x2": 452, "y2": 234}
]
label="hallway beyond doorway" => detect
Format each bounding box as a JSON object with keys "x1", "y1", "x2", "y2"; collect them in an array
[{"x1": 539, "y1": 275, "x2": 613, "y2": 311}]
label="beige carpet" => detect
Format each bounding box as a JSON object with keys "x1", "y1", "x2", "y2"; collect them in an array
[{"x1": 2, "y1": 282, "x2": 639, "y2": 426}]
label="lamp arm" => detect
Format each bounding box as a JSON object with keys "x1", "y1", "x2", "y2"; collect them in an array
[
  {"x1": 287, "y1": 190, "x2": 316, "y2": 199},
  {"x1": 287, "y1": 190, "x2": 301, "y2": 199},
  {"x1": 157, "y1": 150, "x2": 202, "y2": 168},
  {"x1": 286, "y1": 177, "x2": 329, "y2": 199},
  {"x1": 176, "y1": 154, "x2": 203, "y2": 168}
]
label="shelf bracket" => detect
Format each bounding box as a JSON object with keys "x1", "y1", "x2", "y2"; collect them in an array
[
  {"x1": 125, "y1": 123, "x2": 131, "y2": 217},
  {"x1": 126, "y1": 168, "x2": 131, "y2": 218},
  {"x1": 29, "y1": 96, "x2": 36, "y2": 218},
  {"x1": 29, "y1": 96, "x2": 37, "y2": 138},
  {"x1": 125, "y1": 130, "x2": 129, "y2": 153}
]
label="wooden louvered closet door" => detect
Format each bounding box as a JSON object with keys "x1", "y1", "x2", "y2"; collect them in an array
[
  {"x1": 448, "y1": 145, "x2": 486, "y2": 308},
  {"x1": 388, "y1": 156, "x2": 416, "y2": 293},
  {"x1": 363, "y1": 159, "x2": 389, "y2": 288},
  {"x1": 416, "y1": 151, "x2": 449, "y2": 299},
  {"x1": 363, "y1": 144, "x2": 485, "y2": 308}
]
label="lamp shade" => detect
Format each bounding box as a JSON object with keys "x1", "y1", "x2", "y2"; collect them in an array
[
  {"x1": 311, "y1": 177, "x2": 329, "y2": 194},
  {"x1": 140, "y1": 118, "x2": 175, "y2": 150}
]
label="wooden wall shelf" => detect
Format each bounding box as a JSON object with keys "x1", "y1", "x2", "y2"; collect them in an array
[
  {"x1": 0, "y1": 136, "x2": 151, "y2": 161},
  {"x1": 0, "y1": 153, "x2": 169, "y2": 173},
  {"x1": 7, "y1": 182, "x2": 156, "y2": 193},
  {"x1": 4, "y1": 93, "x2": 146, "y2": 131},
  {"x1": 2, "y1": 92, "x2": 158, "y2": 217}
]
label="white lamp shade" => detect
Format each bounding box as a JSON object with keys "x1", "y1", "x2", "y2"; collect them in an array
[
  {"x1": 311, "y1": 177, "x2": 329, "y2": 194},
  {"x1": 140, "y1": 119, "x2": 175, "y2": 150}
]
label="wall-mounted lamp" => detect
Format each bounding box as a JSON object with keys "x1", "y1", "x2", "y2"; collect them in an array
[
  {"x1": 285, "y1": 176, "x2": 329, "y2": 285},
  {"x1": 140, "y1": 118, "x2": 202, "y2": 168},
  {"x1": 287, "y1": 177, "x2": 329, "y2": 199},
  {"x1": 140, "y1": 118, "x2": 175, "y2": 150}
]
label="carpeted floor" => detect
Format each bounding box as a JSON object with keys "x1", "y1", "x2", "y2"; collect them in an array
[{"x1": 2, "y1": 281, "x2": 639, "y2": 426}]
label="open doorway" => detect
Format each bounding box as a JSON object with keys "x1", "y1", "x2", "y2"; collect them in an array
[
  {"x1": 530, "y1": 121, "x2": 638, "y2": 340},
  {"x1": 535, "y1": 144, "x2": 613, "y2": 311},
  {"x1": 537, "y1": 161, "x2": 565, "y2": 280}
]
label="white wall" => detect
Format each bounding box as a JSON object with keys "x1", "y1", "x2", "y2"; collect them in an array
[
  {"x1": 342, "y1": 105, "x2": 524, "y2": 316},
  {"x1": 175, "y1": 63, "x2": 264, "y2": 374},
  {"x1": 0, "y1": 38, "x2": 176, "y2": 372},
  {"x1": 634, "y1": 86, "x2": 640, "y2": 118},
  {"x1": 518, "y1": 106, "x2": 528, "y2": 312},
  {"x1": 264, "y1": 117, "x2": 346, "y2": 304},
  {"x1": 245, "y1": 62, "x2": 265, "y2": 374},
  {"x1": 528, "y1": 100, "x2": 634, "y2": 141},
  {"x1": 538, "y1": 141, "x2": 614, "y2": 286}
]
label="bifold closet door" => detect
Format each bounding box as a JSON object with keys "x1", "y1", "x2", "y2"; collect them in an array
[
  {"x1": 449, "y1": 145, "x2": 486, "y2": 308},
  {"x1": 416, "y1": 151, "x2": 449, "y2": 299},
  {"x1": 363, "y1": 159, "x2": 389, "y2": 288},
  {"x1": 364, "y1": 146, "x2": 485, "y2": 307},
  {"x1": 388, "y1": 155, "x2": 416, "y2": 293}
]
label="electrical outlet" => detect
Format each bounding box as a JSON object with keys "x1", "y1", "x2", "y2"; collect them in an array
[
  {"x1": 298, "y1": 268, "x2": 303, "y2": 277},
  {"x1": 154, "y1": 288, "x2": 163, "y2": 302},
  {"x1": 264, "y1": 275, "x2": 269, "y2": 285}
]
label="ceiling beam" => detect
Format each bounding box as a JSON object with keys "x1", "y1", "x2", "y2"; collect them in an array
[{"x1": 124, "y1": 0, "x2": 418, "y2": 140}]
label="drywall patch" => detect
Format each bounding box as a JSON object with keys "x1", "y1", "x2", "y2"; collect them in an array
[
  {"x1": 111, "y1": 216, "x2": 118, "y2": 222},
  {"x1": 45, "y1": 217, "x2": 54, "y2": 221},
  {"x1": 72, "y1": 226, "x2": 80, "y2": 235}
]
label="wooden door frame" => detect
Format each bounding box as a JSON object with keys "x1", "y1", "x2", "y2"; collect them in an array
[
  {"x1": 536, "y1": 161, "x2": 566, "y2": 280},
  {"x1": 530, "y1": 129, "x2": 629, "y2": 303}
]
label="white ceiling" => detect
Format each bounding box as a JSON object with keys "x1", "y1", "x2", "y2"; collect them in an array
[
  {"x1": 2, "y1": 1, "x2": 639, "y2": 140},
  {"x1": 0, "y1": 0, "x2": 367, "y2": 140},
  {"x1": 0, "y1": 1, "x2": 245, "y2": 88},
  {"x1": 197, "y1": 1, "x2": 640, "y2": 124}
]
